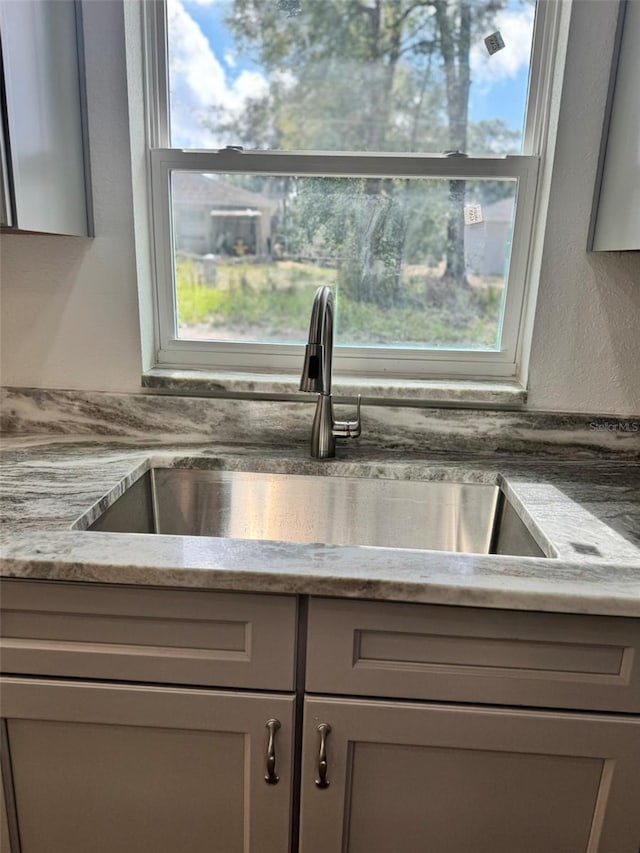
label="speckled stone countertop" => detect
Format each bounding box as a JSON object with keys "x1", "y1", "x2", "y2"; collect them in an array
[{"x1": 1, "y1": 425, "x2": 639, "y2": 617}]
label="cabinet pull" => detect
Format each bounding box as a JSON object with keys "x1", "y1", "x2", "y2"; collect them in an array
[
  {"x1": 315, "y1": 723, "x2": 331, "y2": 789},
  {"x1": 265, "y1": 718, "x2": 281, "y2": 785}
]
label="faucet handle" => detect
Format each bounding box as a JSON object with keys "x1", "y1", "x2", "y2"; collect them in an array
[{"x1": 332, "y1": 395, "x2": 362, "y2": 439}]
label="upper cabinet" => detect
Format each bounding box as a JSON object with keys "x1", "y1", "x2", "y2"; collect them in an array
[
  {"x1": 0, "y1": 0, "x2": 92, "y2": 236},
  {"x1": 590, "y1": 0, "x2": 640, "y2": 252}
]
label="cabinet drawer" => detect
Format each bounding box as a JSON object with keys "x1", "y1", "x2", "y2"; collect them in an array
[
  {"x1": 306, "y1": 597, "x2": 640, "y2": 712},
  {"x1": 0, "y1": 581, "x2": 297, "y2": 690}
]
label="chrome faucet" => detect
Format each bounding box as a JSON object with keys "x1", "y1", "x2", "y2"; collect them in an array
[{"x1": 300, "y1": 286, "x2": 361, "y2": 458}]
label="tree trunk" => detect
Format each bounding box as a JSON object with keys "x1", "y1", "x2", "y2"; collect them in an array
[
  {"x1": 443, "y1": 178, "x2": 467, "y2": 284},
  {"x1": 358, "y1": 0, "x2": 404, "y2": 304},
  {"x1": 434, "y1": 0, "x2": 472, "y2": 288}
]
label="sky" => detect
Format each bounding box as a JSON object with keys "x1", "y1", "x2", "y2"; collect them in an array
[{"x1": 167, "y1": 0, "x2": 535, "y2": 151}]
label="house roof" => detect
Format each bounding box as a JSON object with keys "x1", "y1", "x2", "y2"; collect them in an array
[{"x1": 172, "y1": 172, "x2": 278, "y2": 211}]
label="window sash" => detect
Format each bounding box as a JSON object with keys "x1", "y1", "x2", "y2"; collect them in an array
[{"x1": 150, "y1": 148, "x2": 538, "y2": 378}]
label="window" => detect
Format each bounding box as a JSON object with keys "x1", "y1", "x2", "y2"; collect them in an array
[{"x1": 146, "y1": 0, "x2": 566, "y2": 381}]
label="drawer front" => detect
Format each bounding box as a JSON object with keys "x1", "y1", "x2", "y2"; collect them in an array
[
  {"x1": 306, "y1": 597, "x2": 640, "y2": 712},
  {"x1": 1, "y1": 581, "x2": 297, "y2": 690}
]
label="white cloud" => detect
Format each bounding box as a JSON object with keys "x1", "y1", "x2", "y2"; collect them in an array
[
  {"x1": 167, "y1": 0, "x2": 268, "y2": 148},
  {"x1": 470, "y1": 6, "x2": 535, "y2": 87}
]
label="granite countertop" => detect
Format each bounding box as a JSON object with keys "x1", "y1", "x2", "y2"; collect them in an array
[{"x1": 1, "y1": 432, "x2": 639, "y2": 617}]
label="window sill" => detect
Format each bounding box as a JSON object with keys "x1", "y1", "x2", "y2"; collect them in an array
[{"x1": 142, "y1": 369, "x2": 527, "y2": 408}]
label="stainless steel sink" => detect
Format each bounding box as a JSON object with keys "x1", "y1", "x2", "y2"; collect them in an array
[{"x1": 80, "y1": 468, "x2": 546, "y2": 557}]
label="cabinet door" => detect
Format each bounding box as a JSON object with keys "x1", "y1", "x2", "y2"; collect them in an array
[
  {"x1": 591, "y1": 0, "x2": 640, "y2": 250},
  {"x1": 299, "y1": 696, "x2": 640, "y2": 853},
  {"x1": 0, "y1": 763, "x2": 12, "y2": 853},
  {"x1": 0, "y1": 0, "x2": 90, "y2": 234},
  {"x1": 1, "y1": 677, "x2": 294, "y2": 853}
]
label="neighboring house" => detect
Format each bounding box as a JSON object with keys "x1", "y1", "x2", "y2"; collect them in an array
[
  {"x1": 465, "y1": 196, "x2": 515, "y2": 277},
  {"x1": 172, "y1": 172, "x2": 278, "y2": 258}
]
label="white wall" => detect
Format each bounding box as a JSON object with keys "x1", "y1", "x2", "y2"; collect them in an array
[
  {"x1": 0, "y1": 1, "x2": 142, "y2": 392},
  {"x1": 526, "y1": 0, "x2": 640, "y2": 415},
  {"x1": 0, "y1": 0, "x2": 638, "y2": 413}
]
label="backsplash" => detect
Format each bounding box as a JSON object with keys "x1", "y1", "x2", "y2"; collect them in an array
[{"x1": 1, "y1": 387, "x2": 638, "y2": 458}]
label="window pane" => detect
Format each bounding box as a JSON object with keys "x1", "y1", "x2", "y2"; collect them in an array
[
  {"x1": 167, "y1": 0, "x2": 535, "y2": 155},
  {"x1": 171, "y1": 171, "x2": 517, "y2": 350}
]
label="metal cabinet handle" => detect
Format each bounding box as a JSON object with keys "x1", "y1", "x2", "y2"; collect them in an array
[
  {"x1": 315, "y1": 723, "x2": 331, "y2": 789},
  {"x1": 265, "y1": 718, "x2": 281, "y2": 785}
]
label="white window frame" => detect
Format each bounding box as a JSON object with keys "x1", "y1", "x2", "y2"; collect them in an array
[{"x1": 144, "y1": 0, "x2": 566, "y2": 382}]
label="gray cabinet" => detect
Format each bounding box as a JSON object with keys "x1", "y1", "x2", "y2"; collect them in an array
[
  {"x1": 2, "y1": 678, "x2": 294, "y2": 853},
  {"x1": 299, "y1": 696, "x2": 640, "y2": 853},
  {"x1": 0, "y1": 0, "x2": 92, "y2": 235},
  {"x1": 2, "y1": 582, "x2": 640, "y2": 851},
  {"x1": 0, "y1": 580, "x2": 298, "y2": 690},
  {"x1": 590, "y1": 0, "x2": 640, "y2": 251},
  {"x1": 305, "y1": 596, "x2": 640, "y2": 712},
  {"x1": 304, "y1": 597, "x2": 640, "y2": 852},
  {"x1": 0, "y1": 582, "x2": 298, "y2": 853}
]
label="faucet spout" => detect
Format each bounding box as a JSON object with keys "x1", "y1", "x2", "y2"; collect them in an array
[
  {"x1": 299, "y1": 286, "x2": 333, "y2": 395},
  {"x1": 300, "y1": 287, "x2": 361, "y2": 458}
]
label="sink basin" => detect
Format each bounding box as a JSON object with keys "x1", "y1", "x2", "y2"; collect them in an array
[{"x1": 80, "y1": 468, "x2": 546, "y2": 558}]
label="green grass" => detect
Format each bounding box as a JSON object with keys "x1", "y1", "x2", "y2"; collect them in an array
[
  {"x1": 175, "y1": 258, "x2": 501, "y2": 348},
  {"x1": 176, "y1": 260, "x2": 330, "y2": 330},
  {"x1": 337, "y1": 296, "x2": 499, "y2": 347}
]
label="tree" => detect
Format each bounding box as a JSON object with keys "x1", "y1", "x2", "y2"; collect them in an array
[
  {"x1": 213, "y1": 0, "x2": 518, "y2": 300},
  {"x1": 218, "y1": 0, "x2": 447, "y2": 152}
]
